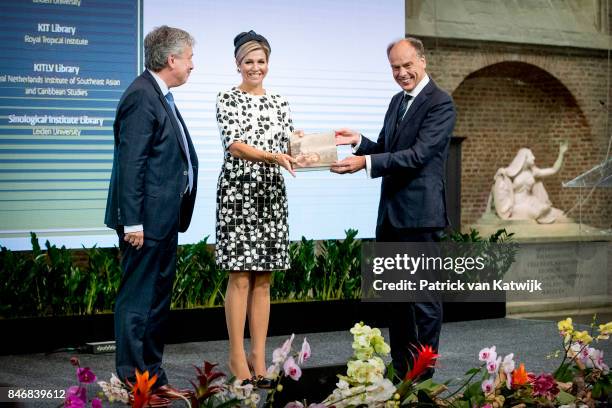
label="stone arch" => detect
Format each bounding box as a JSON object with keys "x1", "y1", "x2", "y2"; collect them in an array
[{"x1": 452, "y1": 61, "x2": 608, "y2": 229}]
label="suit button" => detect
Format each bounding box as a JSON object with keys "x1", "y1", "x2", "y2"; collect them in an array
[{"x1": 183, "y1": 170, "x2": 188, "y2": 176}]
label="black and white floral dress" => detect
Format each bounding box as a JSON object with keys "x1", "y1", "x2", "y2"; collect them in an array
[{"x1": 215, "y1": 87, "x2": 293, "y2": 271}]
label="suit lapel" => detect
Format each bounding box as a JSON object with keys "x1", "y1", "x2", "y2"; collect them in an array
[
  {"x1": 142, "y1": 71, "x2": 189, "y2": 160},
  {"x1": 390, "y1": 80, "x2": 435, "y2": 149},
  {"x1": 385, "y1": 92, "x2": 403, "y2": 151}
]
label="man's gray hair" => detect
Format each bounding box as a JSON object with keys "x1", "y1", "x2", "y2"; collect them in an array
[
  {"x1": 386, "y1": 37, "x2": 425, "y2": 58},
  {"x1": 144, "y1": 25, "x2": 195, "y2": 71}
]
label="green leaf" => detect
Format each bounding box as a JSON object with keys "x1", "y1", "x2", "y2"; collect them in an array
[
  {"x1": 463, "y1": 381, "x2": 482, "y2": 400},
  {"x1": 414, "y1": 378, "x2": 436, "y2": 391},
  {"x1": 553, "y1": 363, "x2": 574, "y2": 382},
  {"x1": 555, "y1": 390, "x2": 575, "y2": 405},
  {"x1": 464, "y1": 367, "x2": 481, "y2": 376},
  {"x1": 592, "y1": 382, "x2": 603, "y2": 399}
]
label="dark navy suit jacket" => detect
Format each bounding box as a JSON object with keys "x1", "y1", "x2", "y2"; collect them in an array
[
  {"x1": 356, "y1": 79, "x2": 456, "y2": 229},
  {"x1": 105, "y1": 70, "x2": 198, "y2": 240}
]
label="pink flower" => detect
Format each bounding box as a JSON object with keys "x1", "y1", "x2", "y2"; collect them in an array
[
  {"x1": 283, "y1": 356, "x2": 302, "y2": 381},
  {"x1": 531, "y1": 373, "x2": 559, "y2": 400},
  {"x1": 66, "y1": 386, "x2": 86, "y2": 402},
  {"x1": 298, "y1": 338, "x2": 311, "y2": 365},
  {"x1": 479, "y1": 346, "x2": 496, "y2": 362},
  {"x1": 76, "y1": 367, "x2": 97, "y2": 384},
  {"x1": 481, "y1": 404, "x2": 493, "y2": 408},
  {"x1": 589, "y1": 349, "x2": 609, "y2": 373},
  {"x1": 64, "y1": 386, "x2": 86, "y2": 408},
  {"x1": 91, "y1": 398, "x2": 102, "y2": 408},
  {"x1": 64, "y1": 394, "x2": 85, "y2": 408},
  {"x1": 273, "y1": 334, "x2": 295, "y2": 364},
  {"x1": 486, "y1": 356, "x2": 501, "y2": 374},
  {"x1": 284, "y1": 402, "x2": 304, "y2": 408},
  {"x1": 481, "y1": 378, "x2": 494, "y2": 394}
]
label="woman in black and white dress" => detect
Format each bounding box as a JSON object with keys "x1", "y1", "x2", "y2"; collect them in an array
[{"x1": 215, "y1": 30, "x2": 300, "y2": 385}]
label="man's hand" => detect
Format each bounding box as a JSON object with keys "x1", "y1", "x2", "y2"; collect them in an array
[
  {"x1": 330, "y1": 156, "x2": 366, "y2": 174},
  {"x1": 124, "y1": 231, "x2": 144, "y2": 250},
  {"x1": 335, "y1": 128, "x2": 360, "y2": 146}
]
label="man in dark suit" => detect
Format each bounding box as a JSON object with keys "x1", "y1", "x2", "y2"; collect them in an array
[
  {"x1": 331, "y1": 37, "x2": 456, "y2": 380},
  {"x1": 105, "y1": 26, "x2": 198, "y2": 394}
]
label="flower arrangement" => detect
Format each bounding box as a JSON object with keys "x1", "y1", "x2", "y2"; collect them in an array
[
  {"x1": 321, "y1": 322, "x2": 396, "y2": 407},
  {"x1": 65, "y1": 317, "x2": 610, "y2": 407},
  {"x1": 284, "y1": 317, "x2": 611, "y2": 407},
  {"x1": 69, "y1": 333, "x2": 310, "y2": 408}
]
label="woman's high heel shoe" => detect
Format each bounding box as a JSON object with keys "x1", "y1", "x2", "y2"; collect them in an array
[
  {"x1": 253, "y1": 375, "x2": 275, "y2": 389},
  {"x1": 228, "y1": 360, "x2": 252, "y2": 386},
  {"x1": 246, "y1": 355, "x2": 275, "y2": 389}
]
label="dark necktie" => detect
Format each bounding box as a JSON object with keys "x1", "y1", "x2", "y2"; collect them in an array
[
  {"x1": 396, "y1": 93, "x2": 413, "y2": 126},
  {"x1": 165, "y1": 92, "x2": 193, "y2": 193}
]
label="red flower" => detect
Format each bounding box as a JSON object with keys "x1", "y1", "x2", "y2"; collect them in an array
[
  {"x1": 405, "y1": 344, "x2": 440, "y2": 382},
  {"x1": 531, "y1": 373, "x2": 559, "y2": 400},
  {"x1": 511, "y1": 363, "x2": 530, "y2": 388},
  {"x1": 130, "y1": 369, "x2": 158, "y2": 408}
]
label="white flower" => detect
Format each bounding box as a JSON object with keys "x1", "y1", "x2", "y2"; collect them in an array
[
  {"x1": 272, "y1": 333, "x2": 295, "y2": 364},
  {"x1": 487, "y1": 356, "x2": 501, "y2": 374},
  {"x1": 589, "y1": 348, "x2": 610, "y2": 373},
  {"x1": 97, "y1": 373, "x2": 129, "y2": 404},
  {"x1": 364, "y1": 378, "x2": 396, "y2": 403},
  {"x1": 298, "y1": 338, "x2": 311, "y2": 365},
  {"x1": 350, "y1": 322, "x2": 372, "y2": 337},
  {"x1": 347, "y1": 357, "x2": 386, "y2": 384},
  {"x1": 481, "y1": 377, "x2": 495, "y2": 394},
  {"x1": 501, "y1": 353, "x2": 515, "y2": 374},
  {"x1": 479, "y1": 346, "x2": 497, "y2": 362},
  {"x1": 228, "y1": 379, "x2": 254, "y2": 400}
]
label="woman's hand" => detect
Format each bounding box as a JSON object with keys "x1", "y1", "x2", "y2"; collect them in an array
[
  {"x1": 559, "y1": 140, "x2": 569, "y2": 155},
  {"x1": 292, "y1": 130, "x2": 305, "y2": 138},
  {"x1": 272, "y1": 153, "x2": 298, "y2": 177}
]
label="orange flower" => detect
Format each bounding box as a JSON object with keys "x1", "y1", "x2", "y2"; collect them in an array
[
  {"x1": 131, "y1": 369, "x2": 158, "y2": 408},
  {"x1": 512, "y1": 363, "x2": 529, "y2": 388},
  {"x1": 405, "y1": 344, "x2": 440, "y2": 382}
]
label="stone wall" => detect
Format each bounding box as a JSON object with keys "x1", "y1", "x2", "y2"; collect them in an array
[{"x1": 420, "y1": 39, "x2": 611, "y2": 229}]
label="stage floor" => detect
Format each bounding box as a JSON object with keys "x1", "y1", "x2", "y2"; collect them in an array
[{"x1": 1, "y1": 317, "x2": 609, "y2": 407}]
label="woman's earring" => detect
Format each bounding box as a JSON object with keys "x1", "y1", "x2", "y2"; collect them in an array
[{"x1": 237, "y1": 68, "x2": 241, "y2": 73}]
